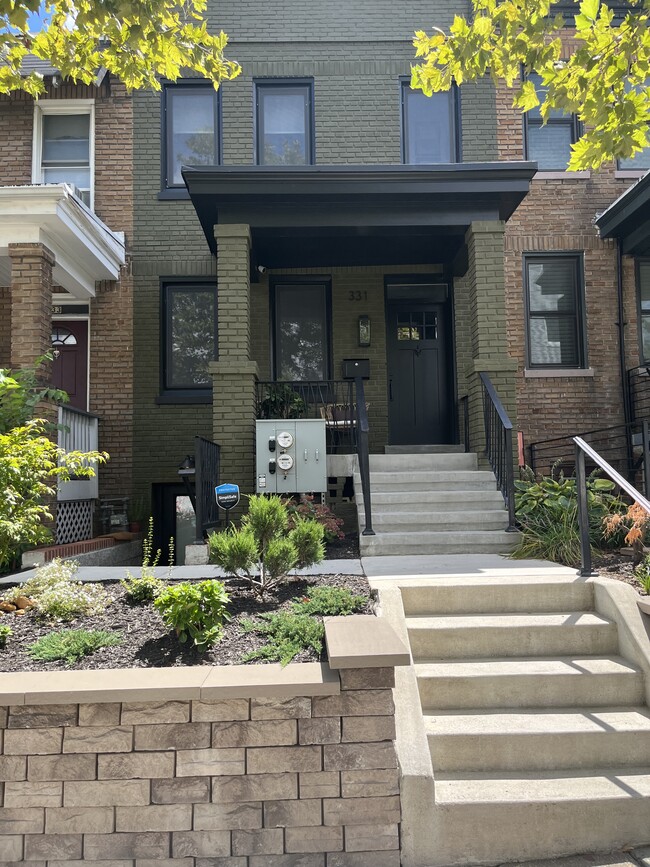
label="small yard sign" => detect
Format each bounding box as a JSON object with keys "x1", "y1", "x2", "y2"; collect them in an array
[{"x1": 215, "y1": 483, "x2": 240, "y2": 511}]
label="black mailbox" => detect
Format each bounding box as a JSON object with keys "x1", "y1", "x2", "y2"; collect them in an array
[{"x1": 342, "y1": 358, "x2": 370, "y2": 380}]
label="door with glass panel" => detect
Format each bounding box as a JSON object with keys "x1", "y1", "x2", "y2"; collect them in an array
[{"x1": 386, "y1": 302, "x2": 449, "y2": 444}]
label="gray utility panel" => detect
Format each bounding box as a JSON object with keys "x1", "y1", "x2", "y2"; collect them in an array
[{"x1": 256, "y1": 420, "x2": 327, "y2": 494}]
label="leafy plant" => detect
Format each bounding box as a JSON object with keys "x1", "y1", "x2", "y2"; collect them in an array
[
  {"x1": 28, "y1": 629, "x2": 121, "y2": 665},
  {"x1": 120, "y1": 573, "x2": 164, "y2": 605},
  {"x1": 635, "y1": 561, "x2": 650, "y2": 595},
  {"x1": 241, "y1": 612, "x2": 325, "y2": 666},
  {"x1": 604, "y1": 502, "x2": 650, "y2": 567},
  {"x1": 291, "y1": 586, "x2": 366, "y2": 617},
  {"x1": 511, "y1": 504, "x2": 583, "y2": 567},
  {"x1": 154, "y1": 580, "x2": 231, "y2": 649},
  {"x1": 0, "y1": 357, "x2": 68, "y2": 435},
  {"x1": 0, "y1": 624, "x2": 12, "y2": 648},
  {"x1": 285, "y1": 495, "x2": 345, "y2": 542},
  {"x1": 258, "y1": 384, "x2": 307, "y2": 420},
  {"x1": 2, "y1": 559, "x2": 111, "y2": 621},
  {"x1": 208, "y1": 495, "x2": 325, "y2": 597}
]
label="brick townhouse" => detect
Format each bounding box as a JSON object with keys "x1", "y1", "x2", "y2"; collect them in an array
[{"x1": 1, "y1": 0, "x2": 649, "y2": 560}]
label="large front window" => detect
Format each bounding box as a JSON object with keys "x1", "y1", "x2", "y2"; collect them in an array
[
  {"x1": 255, "y1": 81, "x2": 313, "y2": 166},
  {"x1": 273, "y1": 281, "x2": 330, "y2": 380},
  {"x1": 163, "y1": 83, "x2": 220, "y2": 189},
  {"x1": 33, "y1": 102, "x2": 93, "y2": 207},
  {"x1": 162, "y1": 282, "x2": 216, "y2": 392},
  {"x1": 401, "y1": 83, "x2": 457, "y2": 164},
  {"x1": 525, "y1": 255, "x2": 586, "y2": 369}
]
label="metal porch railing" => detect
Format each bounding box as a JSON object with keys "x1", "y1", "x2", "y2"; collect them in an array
[{"x1": 480, "y1": 372, "x2": 516, "y2": 531}]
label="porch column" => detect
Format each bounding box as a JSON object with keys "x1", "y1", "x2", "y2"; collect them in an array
[
  {"x1": 463, "y1": 221, "x2": 518, "y2": 458},
  {"x1": 8, "y1": 242, "x2": 54, "y2": 376},
  {"x1": 209, "y1": 224, "x2": 258, "y2": 495}
]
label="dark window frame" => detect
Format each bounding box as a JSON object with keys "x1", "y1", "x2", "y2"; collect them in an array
[
  {"x1": 523, "y1": 253, "x2": 587, "y2": 369},
  {"x1": 400, "y1": 78, "x2": 461, "y2": 164},
  {"x1": 254, "y1": 78, "x2": 315, "y2": 166},
  {"x1": 270, "y1": 275, "x2": 333, "y2": 381},
  {"x1": 160, "y1": 80, "x2": 221, "y2": 194},
  {"x1": 636, "y1": 258, "x2": 650, "y2": 363},
  {"x1": 523, "y1": 73, "x2": 581, "y2": 171},
  {"x1": 158, "y1": 279, "x2": 217, "y2": 402}
]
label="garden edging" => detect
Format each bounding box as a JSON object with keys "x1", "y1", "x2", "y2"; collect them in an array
[{"x1": 0, "y1": 615, "x2": 409, "y2": 867}]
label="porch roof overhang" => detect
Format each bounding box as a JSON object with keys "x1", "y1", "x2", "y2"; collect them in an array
[
  {"x1": 183, "y1": 162, "x2": 537, "y2": 271},
  {"x1": 596, "y1": 170, "x2": 650, "y2": 256},
  {"x1": 0, "y1": 184, "x2": 126, "y2": 298}
]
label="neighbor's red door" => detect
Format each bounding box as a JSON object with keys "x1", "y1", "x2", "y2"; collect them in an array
[{"x1": 51, "y1": 320, "x2": 88, "y2": 411}]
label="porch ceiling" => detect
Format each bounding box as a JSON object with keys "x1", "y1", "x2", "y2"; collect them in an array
[
  {"x1": 183, "y1": 163, "x2": 537, "y2": 270},
  {"x1": 596, "y1": 170, "x2": 650, "y2": 256},
  {"x1": 0, "y1": 184, "x2": 125, "y2": 298}
]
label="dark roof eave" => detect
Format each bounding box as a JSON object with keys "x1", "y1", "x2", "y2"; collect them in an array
[{"x1": 596, "y1": 170, "x2": 650, "y2": 240}]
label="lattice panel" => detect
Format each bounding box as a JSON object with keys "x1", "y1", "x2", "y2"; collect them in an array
[{"x1": 56, "y1": 499, "x2": 95, "y2": 545}]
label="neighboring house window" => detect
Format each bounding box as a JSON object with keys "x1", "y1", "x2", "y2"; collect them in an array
[
  {"x1": 33, "y1": 102, "x2": 93, "y2": 207},
  {"x1": 162, "y1": 282, "x2": 216, "y2": 392},
  {"x1": 638, "y1": 261, "x2": 650, "y2": 361},
  {"x1": 524, "y1": 73, "x2": 580, "y2": 171},
  {"x1": 273, "y1": 281, "x2": 330, "y2": 380},
  {"x1": 255, "y1": 81, "x2": 314, "y2": 165},
  {"x1": 525, "y1": 254, "x2": 586, "y2": 368},
  {"x1": 162, "y1": 82, "x2": 220, "y2": 189},
  {"x1": 619, "y1": 81, "x2": 650, "y2": 170},
  {"x1": 401, "y1": 82, "x2": 458, "y2": 164}
]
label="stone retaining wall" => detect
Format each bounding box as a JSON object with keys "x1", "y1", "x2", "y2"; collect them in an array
[{"x1": 0, "y1": 617, "x2": 409, "y2": 867}]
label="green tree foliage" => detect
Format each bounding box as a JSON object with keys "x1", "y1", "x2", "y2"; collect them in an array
[
  {"x1": 411, "y1": 0, "x2": 650, "y2": 170},
  {"x1": 0, "y1": 365, "x2": 107, "y2": 571},
  {"x1": 0, "y1": 0, "x2": 241, "y2": 96}
]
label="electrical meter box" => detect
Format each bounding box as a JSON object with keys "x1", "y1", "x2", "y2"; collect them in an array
[{"x1": 256, "y1": 419, "x2": 327, "y2": 494}]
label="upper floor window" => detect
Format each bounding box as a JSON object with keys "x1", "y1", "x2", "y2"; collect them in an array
[
  {"x1": 638, "y1": 261, "x2": 650, "y2": 362},
  {"x1": 162, "y1": 82, "x2": 220, "y2": 189},
  {"x1": 33, "y1": 101, "x2": 93, "y2": 207},
  {"x1": 525, "y1": 254, "x2": 586, "y2": 369},
  {"x1": 255, "y1": 80, "x2": 314, "y2": 166},
  {"x1": 619, "y1": 80, "x2": 650, "y2": 170},
  {"x1": 401, "y1": 82, "x2": 458, "y2": 164},
  {"x1": 524, "y1": 73, "x2": 580, "y2": 171}
]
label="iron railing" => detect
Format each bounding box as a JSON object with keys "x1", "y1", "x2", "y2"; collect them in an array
[
  {"x1": 575, "y1": 436, "x2": 650, "y2": 577},
  {"x1": 255, "y1": 380, "x2": 357, "y2": 452},
  {"x1": 480, "y1": 372, "x2": 516, "y2": 530},
  {"x1": 57, "y1": 405, "x2": 100, "y2": 501},
  {"x1": 458, "y1": 395, "x2": 470, "y2": 453},
  {"x1": 628, "y1": 365, "x2": 650, "y2": 423},
  {"x1": 194, "y1": 436, "x2": 221, "y2": 543},
  {"x1": 354, "y1": 376, "x2": 374, "y2": 536}
]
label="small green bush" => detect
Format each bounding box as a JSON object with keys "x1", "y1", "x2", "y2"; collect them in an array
[
  {"x1": 2, "y1": 559, "x2": 111, "y2": 621},
  {"x1": 242, "y1": 612, "x2": 325, "y2": 666},
  {"x1": 0, "y1": 624, "x2": 12, "y2": 648},
  {"x1": 285, "y1": 495, "x2": 345, "y2": 542},
  {"x1": 208, "y1": 495, "x2": 325, "y2": 596},
  {"x1": 120, "y1": 573, "x2": 164, "y2": 605},
  {"x1": 635, "y1": 555, "x2": 650, "y2": 594},
  {"x1": 291, "y1": 586, "x2": 366, "y2": 617},
  {"x1": 154, "y1": 580, "x2": 230, "y2": 649},
  {"x1": 28, "y1": 629, "x2": 120, "y2": 665}
]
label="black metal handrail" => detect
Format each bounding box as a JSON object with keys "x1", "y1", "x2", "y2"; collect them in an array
[
  {"x1": 628, "y1": 365, "x2": 650, "y2": 422},
  {"x1": 459, "y1": 395, "x2": 470, "y2": 453},
  {"x1": 480, "y1": 372, "x2": 516, "y2": 531},
  {"x1": 574, "y1": 435, "x2": 650, "y2": 577},
  {"x1": 194, "y1": 436, "x2": 221, "y2": 543},
  {"x1": 354, "y1": 376, "x2": 374, "y2": 536}
]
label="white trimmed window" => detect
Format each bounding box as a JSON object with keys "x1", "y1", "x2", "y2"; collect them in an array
[{"x1": 32, "y1": 100, "x2": 94, "y2": 208}]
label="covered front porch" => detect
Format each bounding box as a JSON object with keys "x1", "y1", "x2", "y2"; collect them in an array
[{"x1": 183, "y1": 163, "x2": 535, "y2": 493}]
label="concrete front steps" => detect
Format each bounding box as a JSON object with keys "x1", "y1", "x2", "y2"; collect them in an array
[
  {"x1": 355, "y1": 449, "x2": 518, "y2": 556},
  {"x1": 402, "y1": 575, "x2": 650, "y2": 865}
]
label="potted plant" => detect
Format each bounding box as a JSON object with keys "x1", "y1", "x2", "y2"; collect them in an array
[{"x1": 128, "y1": 496, "x2": 150, "y2": 533}]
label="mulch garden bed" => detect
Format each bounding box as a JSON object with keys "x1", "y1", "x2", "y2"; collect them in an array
[
  {"x1": 0, "y1": 573, "x2": 373, "y2": 673},
  {"x1": 593, "y1": 550, "x2": 649, "y2": 595},
  {"x1": 324, "y1": 533, "x2": 360, "y2": 560}
]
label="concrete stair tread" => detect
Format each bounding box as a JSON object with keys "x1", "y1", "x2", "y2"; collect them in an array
[
  {"x1": 407, "y1": 612, "x2": 613, "y2": 629},
  {"x1": 356, "y1": 470, "x2": 496, "y2": 481},
  {"x1": 435, "y1": 767, "x2": 650, "y2": 802},
  {"x1": 424, "y1": 706, "x2": 650, "y2": 736},
  {"x1": 367, "y1": 490, "x2": 506, "y2": 505},
  {"x1": 385, "y1": 444, "x2": 466, "y2": 453},
  {"x1": 415, "y1": 655, "x2": 642, "y2": 678},
  {"x1": 364, "y1": 530, "x2": 517, "y2": 540}
]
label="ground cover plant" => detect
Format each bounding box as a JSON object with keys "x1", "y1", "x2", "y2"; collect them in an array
[
  {"x1": 2, "y1": 559, "x2": 111, "y2": 621},
  {"x1": 28, "y1": 629, "x2": 121, "y2": 665}
]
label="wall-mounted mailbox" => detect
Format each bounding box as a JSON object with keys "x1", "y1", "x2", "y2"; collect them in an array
[
  {"x1": 256, "y1": 419, "x2": 327, "y2": 494},
  {"x1": 342, "y1": 358, "x2": 370, "y2": 380}
]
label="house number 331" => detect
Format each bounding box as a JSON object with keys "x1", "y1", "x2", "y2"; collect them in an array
[{"x1": 348, "y1": 290, "x2": 368, "y2": 301}]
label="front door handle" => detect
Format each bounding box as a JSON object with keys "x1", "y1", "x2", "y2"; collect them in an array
[{"x1": 389, "y1": 378, "x2": 393, "y2": 401}]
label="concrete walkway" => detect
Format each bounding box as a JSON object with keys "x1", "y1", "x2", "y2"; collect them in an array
[{"x1": 514, "y1": 850, "x2": 650, "y2": 867}]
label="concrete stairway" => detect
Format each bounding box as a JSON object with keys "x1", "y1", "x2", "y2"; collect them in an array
[
  {"x1": 355, "y1": 448, "x2": 518, "y2": 556},
  {"x1": 401, "y1": 576, "x2": 650, "y2": 864}
]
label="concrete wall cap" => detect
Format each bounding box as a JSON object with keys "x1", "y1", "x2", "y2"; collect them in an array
[
  {"x1": 638, "y1": 597, "x2": 650, "y2": 616},
  {"x1": 324, "y1": 615, "x2": 410, "y2": 669},
  {"x1": 214, "y1": 223, "x2": 252, "y2": 242},
  {"x1": 0, "y1": 662, "x2": 340, "y2": 706}
]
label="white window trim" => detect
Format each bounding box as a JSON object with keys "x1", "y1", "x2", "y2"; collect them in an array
[{"x1": 32, "y1": 99, "x2": 95, "y2": 211}]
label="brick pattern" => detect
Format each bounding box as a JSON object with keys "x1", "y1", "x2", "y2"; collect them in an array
[
  {"x1": 8, "y1": 244, "x2": 54, "y2": 376},
  {"x1": 0, "y1": 669, "x2": 400, "y2": 866}
]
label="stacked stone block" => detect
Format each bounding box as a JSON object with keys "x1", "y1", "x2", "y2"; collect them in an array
[{"x1": 0, "y1": 668, "x2": 400, "y2": 866}]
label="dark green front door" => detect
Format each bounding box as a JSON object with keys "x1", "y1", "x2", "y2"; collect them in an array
[{"x1": 386, "y1": 301, "x2": 449, "y2": 445}]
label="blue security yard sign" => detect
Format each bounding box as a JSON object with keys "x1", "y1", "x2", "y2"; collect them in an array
[{"x1": 215, "y1": 483, "x2": 240, "y2": 511}]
